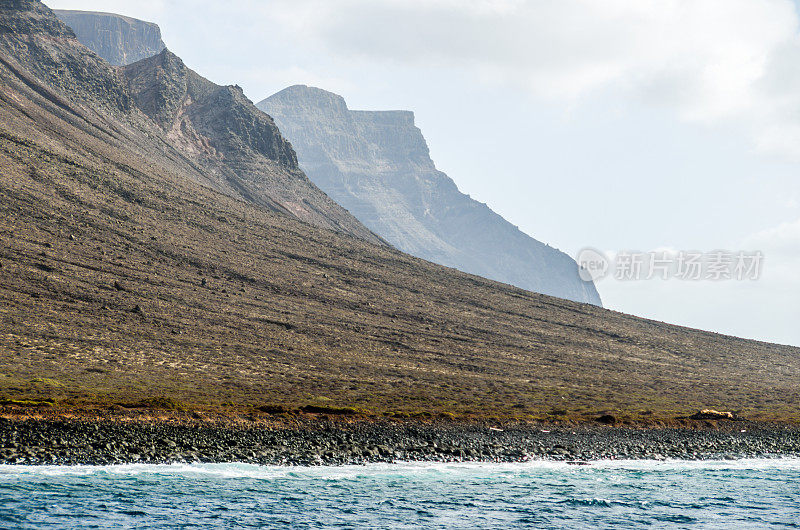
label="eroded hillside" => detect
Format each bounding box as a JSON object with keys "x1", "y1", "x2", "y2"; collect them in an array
[{"x1": 0, "y1": 1, "x2": 798, "y2": 421}]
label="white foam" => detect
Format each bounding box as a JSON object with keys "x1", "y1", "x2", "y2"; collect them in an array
[{"x1": 1, "y1": 457, "x2": 799, "y2": 480}]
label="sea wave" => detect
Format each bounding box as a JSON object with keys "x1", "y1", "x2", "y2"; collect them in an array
[
  {"x1": 1, "y1": 458, "x2": 798, "y2": 528},
  {"x1": 2, "y1": 457, "x2": 800, "y2": 478}
]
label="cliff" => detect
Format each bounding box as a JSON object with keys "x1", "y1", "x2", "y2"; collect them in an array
[
  {"x1": 259, "y1": 86, "x2": 602, "y2": 305},
  {"x1": 53, "y1": 9, "x2": 165, "y2": 66},
  {"x1": 42, "y1": 10, "x2": 598, "y2": 303}
]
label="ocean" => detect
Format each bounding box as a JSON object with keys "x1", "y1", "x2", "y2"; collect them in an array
[{"x1": 1, "y1": 459, "x2": 799, "y2": 528}]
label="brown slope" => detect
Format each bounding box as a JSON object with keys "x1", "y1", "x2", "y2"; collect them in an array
[{"x1": 0, "y1": 0, "x2": 798, "y2": 422}]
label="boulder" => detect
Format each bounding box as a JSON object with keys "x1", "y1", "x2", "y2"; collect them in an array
[{"x1": 596, "y1": 414, "x2": 617, "y2": 425}]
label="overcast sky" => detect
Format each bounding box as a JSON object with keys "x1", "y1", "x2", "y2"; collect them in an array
[{"x1": 45, "y1": 0, "x2": 800, "y2": 346}]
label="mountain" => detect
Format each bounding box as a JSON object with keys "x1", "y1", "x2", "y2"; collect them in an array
[
  {"x1": 258, "y1": 86, "x2": 602, "y2": 306},
  {"x1": 1, "y1": 1, "x2": 798, "y2": 421},
  {"x1": 51, "y1": 10, "x2": 599, "y2": 304},
  {"x1": 53, "y1": 9, "x2": 165, "y2": 66}
]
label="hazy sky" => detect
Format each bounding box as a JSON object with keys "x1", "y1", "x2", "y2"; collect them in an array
[{"x1": 45, "y1": 0, "x2": 800, "y2": 346}]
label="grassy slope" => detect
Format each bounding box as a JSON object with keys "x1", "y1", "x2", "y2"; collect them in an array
[{"x1": 0, "y1": 3, "x2": 798, "y2": 423}]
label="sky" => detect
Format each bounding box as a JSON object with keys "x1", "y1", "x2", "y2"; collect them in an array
[{"x1": 45, "y1": 0, "x2": 800, "y2": 346}]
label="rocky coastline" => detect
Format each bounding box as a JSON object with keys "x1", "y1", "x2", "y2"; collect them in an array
[{"x1": 1, "y1": 417, "x2": 799, "y2": 466}]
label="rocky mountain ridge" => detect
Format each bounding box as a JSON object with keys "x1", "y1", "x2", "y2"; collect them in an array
[
  {"x1": 259, "y1": 85, "x2": 601, "y2": 305},
  {"x1": 119, "y1": 50, "x2": 380, "y2": 239},
  {"x1": 44, "y1": 6, "x2": 379, "y2": 241}
]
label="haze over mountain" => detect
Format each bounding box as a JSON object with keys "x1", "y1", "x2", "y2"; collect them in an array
[
  {"x1": 54, "y1": 9, "x2": 600, "y2": 305},
  {"x1": 53, "y1": 9, "x2": 164, "y2": 66},
  {"x1": 1, "y1": 0, "x2": 798, "y2": 420},
  {"x1": 259, "y1": 86, "x2": 601, "y2": 305}
]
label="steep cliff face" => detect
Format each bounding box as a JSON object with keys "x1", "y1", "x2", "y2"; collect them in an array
[
  {"x1": 53, "y1": 9, "x2": 165, "y2": 66},
  {"x1": 259, "y1": 86, "x2": 601, "y2": 305}
]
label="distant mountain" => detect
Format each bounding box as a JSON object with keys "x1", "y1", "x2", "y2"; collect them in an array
[
  {"x1": 53, "y1": 9, "x2": 166, "y2": 66},
  {"x1": 259, "y1": 86, "x2": 601, "y2": 305}
]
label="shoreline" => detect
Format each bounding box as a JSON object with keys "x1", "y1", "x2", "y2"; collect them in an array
[{"x1": 1, "y1": 416, "x2": 799, "y2": 466}]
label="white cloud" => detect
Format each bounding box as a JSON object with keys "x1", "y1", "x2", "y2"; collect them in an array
[
  {"x1": 746, "y1": 217, "x2": 800, "y2": 256},
  {"x1": 264, "y1": 0, "x2": 800, "y2": 158}
]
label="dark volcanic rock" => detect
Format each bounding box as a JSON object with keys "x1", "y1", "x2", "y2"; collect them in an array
[
  {"x1": 0, "y1": 0, "x2": 131, "y2": 112},
  {"x1": 1, "y1": 419, "x2": 799, "y2": 466},
  {"x1": 123, "y1": 52, "x2": 295, "y2": 169},
  {"x1": 596, "y1": 414, "x2": 617, "y2": 425},
  {"x1": 259, "y1": 85, "x2": 601, "y2": 305},
  {"x1": 53, "y1": 10, "x2": 166, "y2": 66}
]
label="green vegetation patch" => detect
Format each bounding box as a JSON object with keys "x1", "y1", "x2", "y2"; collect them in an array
[
  {"x1": 300, "y1": 405, "x2": 360, "y2": 415},
  {"x1": 121, "y1": 396, "x2": 186, "y2": 410},
  {"x1": 0, "y1": 398, "x2": 54, "y2": 407}
]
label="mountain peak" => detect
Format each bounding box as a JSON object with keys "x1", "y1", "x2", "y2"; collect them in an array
[
  {"x1": 131, "y1": 46, "x2": 185, "y2": 73},
  {"x1": 262, "y1": 85, "x2": 350, "y2": 116},
  {"x1": 122, "y1": 47, "x2": 302, "y2": 172},
  {"x1": 122, "y1": 47, "x2": 194, "y2": 129}
]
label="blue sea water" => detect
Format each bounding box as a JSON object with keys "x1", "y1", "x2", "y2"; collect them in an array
[{"x1": 0, "y1": 459, "x2": 799, "y2": 528}]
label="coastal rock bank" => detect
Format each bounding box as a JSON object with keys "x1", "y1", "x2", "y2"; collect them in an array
[{"x1": 1, "y1": 419, "x2": 798, "y2": 466}]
